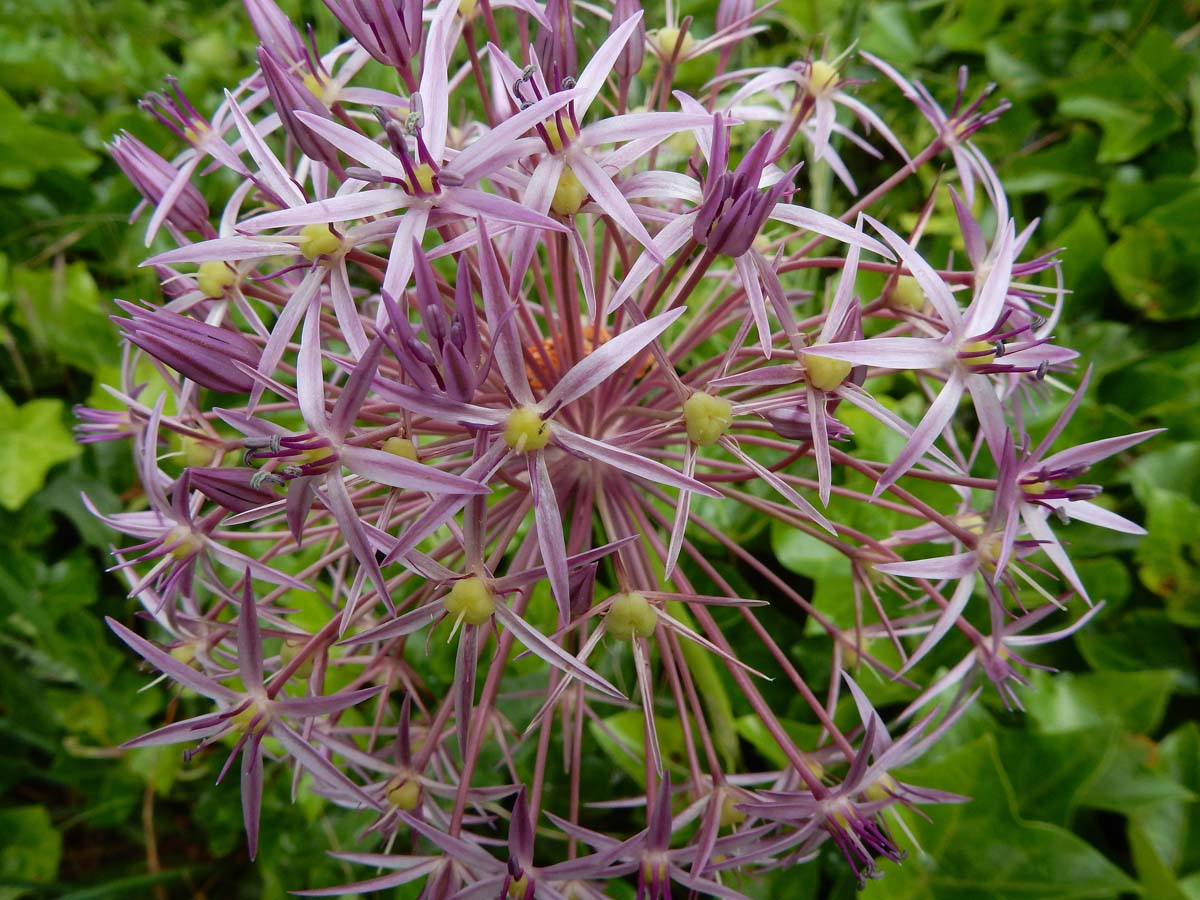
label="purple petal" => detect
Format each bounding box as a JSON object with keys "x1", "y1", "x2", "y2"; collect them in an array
[
  {"x1": 555, "y1": 428, "x2": 720, "y2": 497},
  {"x1": 896, "y1": 574, "x2": 977, "y2": 677},
  {"x1": 271, "y1": 684, "x2": 385, "y2": 718},
  {"x1": 241, "y1": 738, "x2": 264, "y2": 859},
  {"x1": 544, "y1": 306, "x2": 685, "y2": 409},
  {"x1": 478, "y1": 219, "x2": 534, "y2": 405},
  {"x1": 769, "y1": 205, "x2": 894, "y2": 260},
  {"x1": 568, "y1": 152, "x2": 663, "y2": 262},
  {"x1": 530, "y1": 453, "x2": 570, "y2": 625},
  {"x1": 1038, "y1": 429, "x2": 1163, "y2": 476},
  {"x1": 574, "y1": 10, "x2": 643, "y2": 116},
  {"x1": 340, "y1": 598, "x2": 444, "y2": 645},
  {"x1": 341, "y1": 445, "x2": 490, "y2": 494},
  {"x1": 874, "y1": 369, "x2": 967, "y2": 495},
  {"x1": 243, "y1": 189, "x2": 410, "y2": 231},
  {"x1": 441, "y1": 187, "x2": 568, "y2": 232},
  {"x1": 495, "y1": 605, "x2": 624, "y2": 700},
  {"x1": 225, "y1": 91, "x2": 305, "y2": 208},
  {"x1": 605, "y1": 214, "x2": 694, "y2": 313},
  {"x1": 862, "y1": 214, "x2": 962, "y2": 328},
  {"x1": 142, "y1": 235, "x2": 298, "y2": 266},
  {"x1": 324, "y1": 475, "x2": 392, "y2": 613},
  {"x1": 236, "y1": 576, "x2": 265, "y2": 693},
  {"x1": 106, "y1": 617, "x2": 235, "y2": 701},
  {"x1": 875, "y1": 551, "x2": 980, "y2": 580},
  {"x1": 803, "y1": 336, "x2": 952, "y2": 370}
]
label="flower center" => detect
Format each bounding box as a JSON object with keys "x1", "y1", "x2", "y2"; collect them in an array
[
  {"x1": 683, "y1": 391, "x2": 733, "y2": 447},
  {"x1": 229, "y1": 698, "x2": 269, "y2": 734},
  {"x1": 384, "y1": 774, "x2": 421, "y2": 810},
  {"x1": 808, "y1": 59, "x2": 839, "y2": 95},
  {"x1": 551, "y1": 165, "x2": 587, "y2": 216},
  {"x1": 864, "y1": 773, "x2": 897, "y2": 802},
  {"x1": 165, "y1": 524, "x2": 202, "y2": 560},
  {"x1": 443, "y1": 575, "x2": 496, "y2": 626},
  {"x1": 959, "y1": 339, "x2": 997, "y2": 368},
  {"x1": 507, "y1": 873, "x2": 531, "y2": 899},
  {"x1": 804, "y1": 346, "x2": 852, "y2": 391},
  {"x1": 382, "y1": 436, "x2": 420, "y2": 462},
  {"x1": 719, "y1": 790, "x2": 746, "y2": 827},
  {"x1": 298, "y1": 223, "x2": 342, "y2": 261},
  {"x1": 504, "y1": 407, "x2": 552, "y2": 452},
  {"x1": 197, "y1": 260, "x2": 237, "y2": 298},
  {"x1": 890, "y1": 275, "x2": 926, "y2": 310},
  {"x1": 605, "y1": 591, "x2": 658, "y2": 640},
  {"x1": 279, "y1": 637, "x2": 314, "y2": 680},
  {"x1": 302, "y1": 71, "x2": 331, "y2": 105},
  {"x1": 651, "y1": 26, "x2": 695, "y2": 59},
  {"x1": 543, "y1": 117, "x2": 578, "y2": 153},
  {"x1": 407, "y1": 162, "x2": 439, "y2": 195}
]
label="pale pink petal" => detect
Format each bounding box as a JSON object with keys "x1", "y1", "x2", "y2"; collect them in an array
[
  {"x1": 555, "y1": 428, "x2": 720, "y2": 497},
  {"x1": 896, "y1": 574, "x2": 977, "y2": 677},
  {"x1": 770, "y1": 205, "x2": 894, "y2": 260},
  {"x1": 575, "y1": 10, "x2": 643, "y2": 116},
  {"x1": 1041, "y1": 498, "x2": 1146, "y2": 536},
  {"x1": 495, "y1": 605, "x2": 624, "y2": 700},
  {"x1": 803, "y1": 336, "x2": 952, "y2": 370},
  {"x1": 143, "y1": 235, "x2": 299, "y2": 266},
  {"x1": 530, "y1": 452, "x2": 571, "y2": 625},
  {"x1": 874, "y1": 369, "x2": 967, "y2": 495},
  {"x1": 568, "y1": 152, "x2": 663, "y2": 262},
  {"x1": 543, "y1": 306, "x2": 685, "y2": 409},
  {"x1": 862, "y1": 213, "x2": 961, "y2": 328},
  {"x1": 605, "y1": 214, "x2": 695, "y2": 313},
  {"x1": 243, "y1": 189, "x2": 410, "y2": 231},
  {"x1": 224, "y1": 90, "x2": 305, "y2": 207},
  {"x1": 342, "y1": 445, "x2": 490, "y2": 495}
]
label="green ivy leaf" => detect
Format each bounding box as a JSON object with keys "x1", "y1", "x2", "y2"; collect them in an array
[
  {"x1": 0, "y1": 389, "x2": 80, "y2": 511},
  {"x1": 1024, "y1": 669, "x2": 1176, "y2": 736},
  {"x1": 0, "y1": 805, "x2": 62, "y2": 897},
  {"x1": 860, "y1": 734, "x2": 1136, "y2": 900}
]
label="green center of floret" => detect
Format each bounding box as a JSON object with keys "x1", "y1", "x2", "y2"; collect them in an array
[
  {"x1": 298, "y1": 223, "x2": 342, "y2": 261},
  {"x1": 890, "y1": 275, "x2": 926, "y2": 310},
  {"x1": 443, "y1": 576, "x2": 496, "y2": 626},
  {"x1": 197, "y1": 260, "x2": 237, "y2": 298},
  {"x1": 683, "y1": 391, "x2": 733, "y2": 447},
  {"x1": 384, "y1": 774, "x2": 421, "y2": 810},
  {"x1": 551, "y1": 165, "x2": 587, "y2": 216},
  {"x1": 605, "y1": 591, "x2": 658, "y2": 640},
  {"x1": 504, "y1": 407, "x2": 552, "y2": 452},
  {"x1": 960, "y1": 339, "x2": 997, "y2": 367},
  {"x1": 804, "y1": 346, "x2": 853, "y2": 391},
  {"x1": 382, "y1": 436, "x2": 420, "y2": 462},
  {"x1": 808, "y1": 60, "x2": 839, "y2": 94}
]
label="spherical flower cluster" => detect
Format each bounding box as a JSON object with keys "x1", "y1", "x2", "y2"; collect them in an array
[{"x1": 89, "y1": 0, "x2": 1158, "y2": 894}]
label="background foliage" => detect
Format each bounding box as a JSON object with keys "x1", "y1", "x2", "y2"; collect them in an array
[{"x1": 0, "y1": 0, "x2": 1196, "y2": 897}]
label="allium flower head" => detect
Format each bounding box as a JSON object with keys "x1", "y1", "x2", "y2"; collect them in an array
[{"x1": 87, "y1": 0, "x2": 1155, "y2": 894}]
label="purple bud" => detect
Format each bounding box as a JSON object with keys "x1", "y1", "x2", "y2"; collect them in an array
[
  {"x1": 113, "y1": 301, "x2": 261, "y2": 394},
  {"x1": 243, "y1": 0, "x2": 307, "y2": 67},
  {"x1": 324, "y1": 0, "x2": 422, "y2": 71},
  {"x1": 765, "y1": 404, "x2": 853, "y2": 442},
  {"x1": 190, "y1": 466, "x2": 284, "y2": 512},
  {"x1": 716, "y1": 0, "x2": 754, "y2": 31},
  {"x1": 109, "y1": 133, "x2": 209, "y2": 234},
  {"x1": 535, "y1": 0, "x2": 577, "y2": 82},
  {"x1": 257, "y1": 47, "x2": 341, "y2": 169},
  {"x1": 610, "y1": 0, "x2": 645, "y2": 79}
]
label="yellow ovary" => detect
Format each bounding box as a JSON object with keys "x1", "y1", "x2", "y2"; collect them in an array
[
  {"x1": 605, "y1": 591, "x2": 658, "y2": 640},
  {"x1": 683, "y1": 392, "x2": 733, "y2": 447}
]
